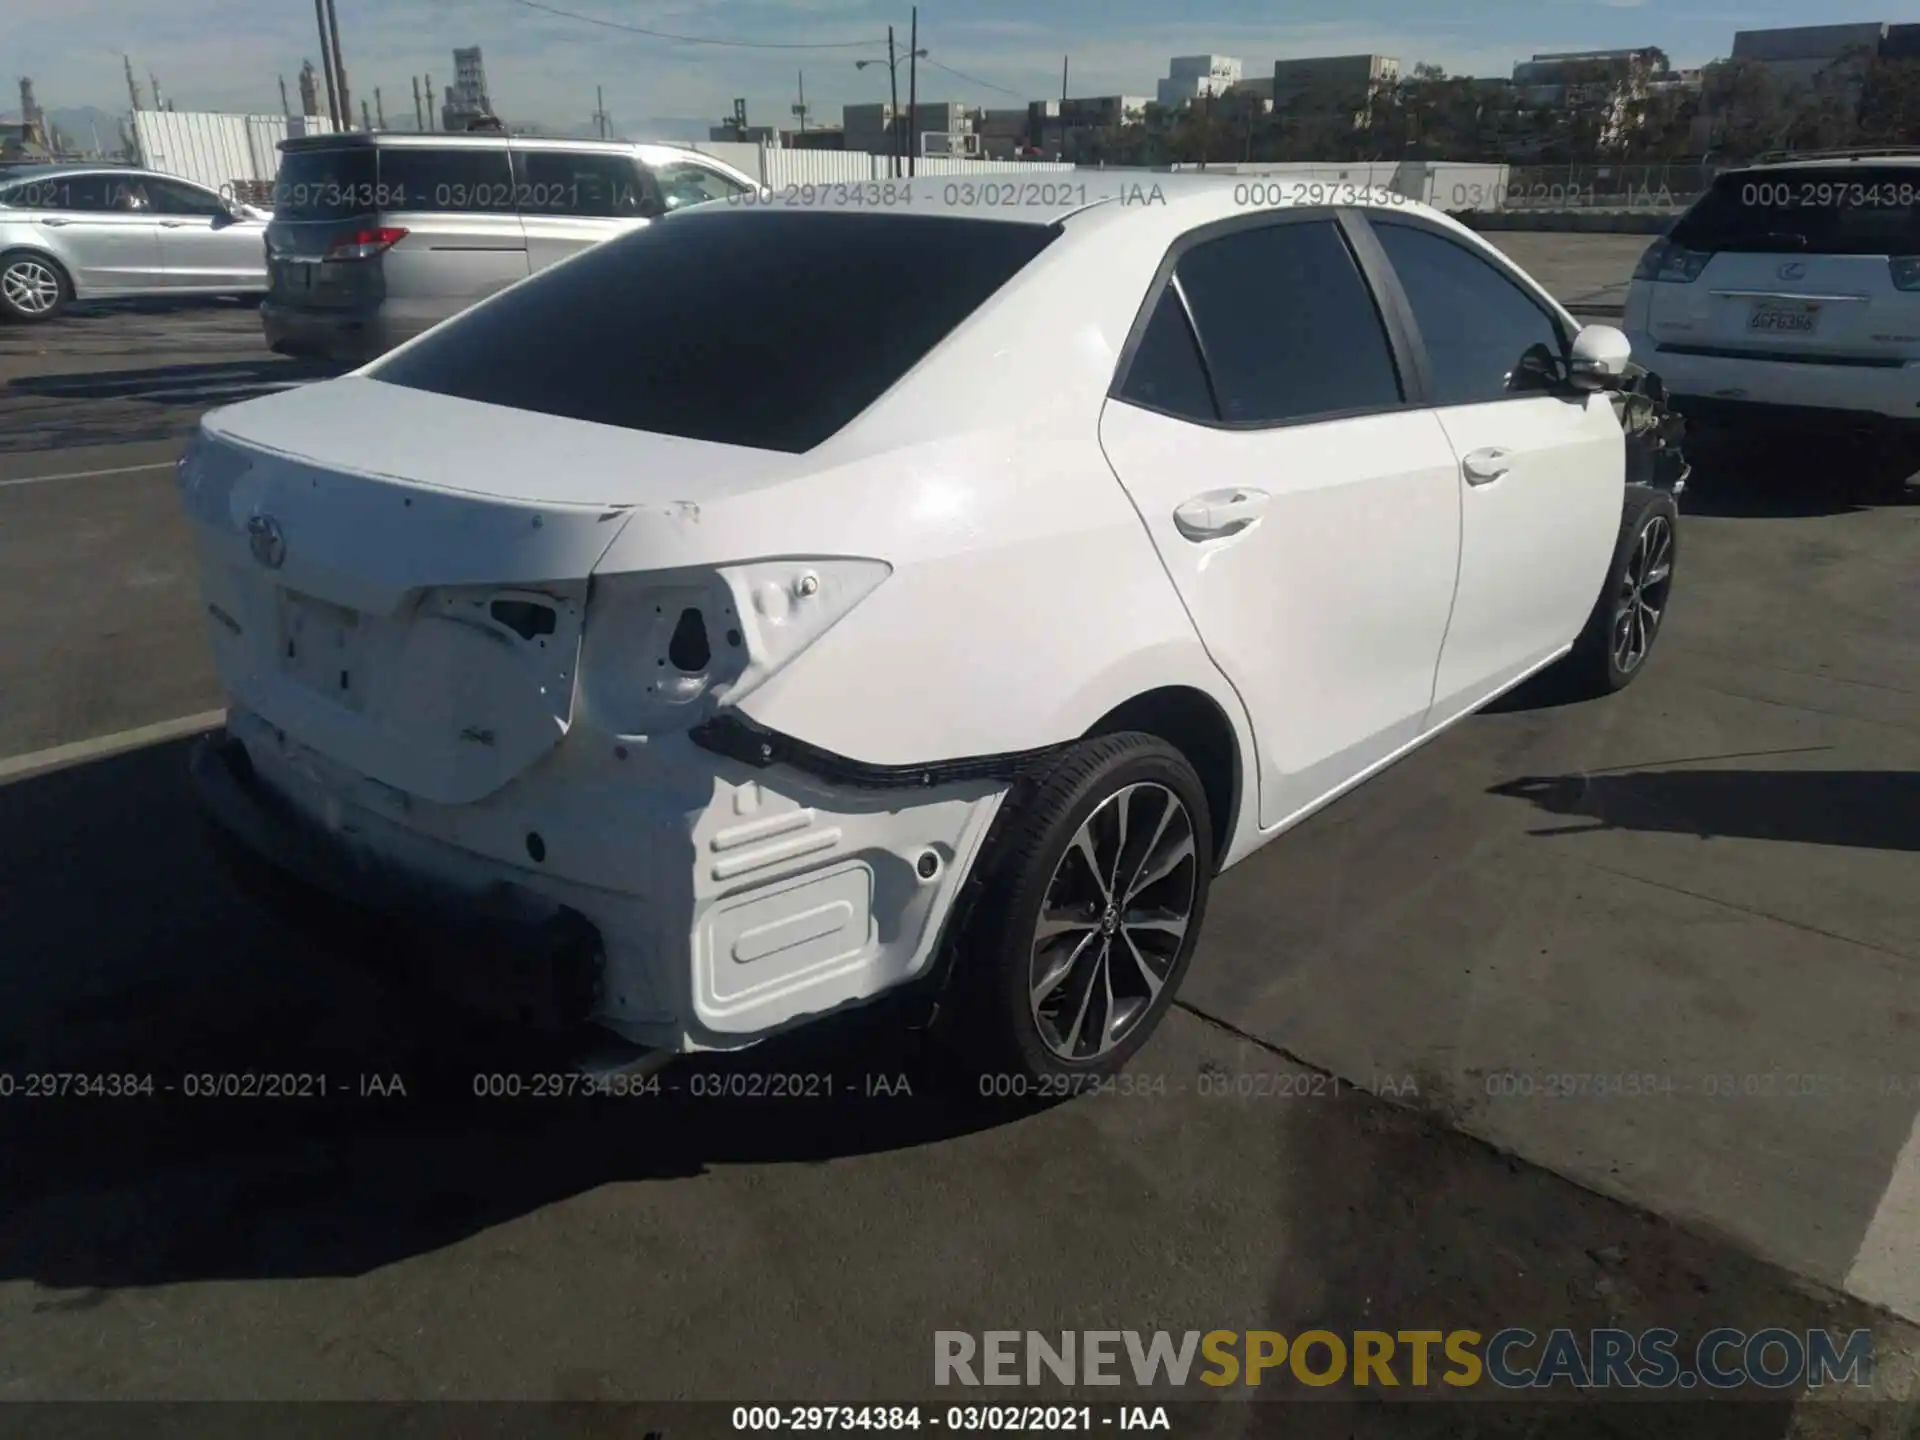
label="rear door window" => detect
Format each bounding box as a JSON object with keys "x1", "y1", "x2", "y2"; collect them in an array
[
  {"x1": 1115, "y1": 287, "x2": 1217, "y2": 421},
  {"x1": 1671, "y1": 167, "x2": 1920, "y2": 255},
  {"x1": 375, "y1": 146, "x2": 515, "y2": 214},
  {"x1": 270, "y1": 147, "x2": 383, "y2": 220},
  {"x1": 513, "y1": 149, "x2": 652, "y2": 218},
  {"x1": 371, "y1": 210, "x2": 1060, "y2": 453},
  {"x1": 1173, "y1": 219, "x2": 1404, "y2": 425}
]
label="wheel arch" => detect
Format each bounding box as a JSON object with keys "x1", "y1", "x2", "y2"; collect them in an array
[
  {"x1": 0, "y1": 246, "x2": 76, "y2": 304},
  {"x1": 1084, "y1": 684, "x2": 1244, "y2": 867}
]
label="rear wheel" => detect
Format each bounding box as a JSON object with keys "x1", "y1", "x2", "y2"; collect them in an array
[
  {"x1": 935, "y1": 733, "x2": 1214, "y2": 1089},
  {"x1": 0, "y1": 251, "x2": 68, "y2": 322},
  {"x1": 1555, "y1": 485, "x2": 1678, "y2": 697}
]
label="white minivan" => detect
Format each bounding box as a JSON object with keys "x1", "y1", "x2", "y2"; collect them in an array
[{"x1": 260, "y1": 132, "x2": 758, "y2": 363}]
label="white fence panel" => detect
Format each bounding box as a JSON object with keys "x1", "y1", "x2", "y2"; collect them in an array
[
  {"x1": 904, "y1": 157, "x2": 1076, "y2": 176},
  {"x1": 688, "y1": 140, "x2": 767, "y2": 183},
  {"x1": 1424, "y1": 163, "x2": 1513, "y2": 211},
  {"x1": 133, "y1": 111, "x2": 340, "y2": 191},
  {"x1": 764, "y1": 150, "x2": 885, "y2": 187}
]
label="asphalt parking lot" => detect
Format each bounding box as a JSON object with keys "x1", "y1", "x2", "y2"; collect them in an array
[{"x1": 2, "y1": 238, "x2": 1919, "y2": 1433}]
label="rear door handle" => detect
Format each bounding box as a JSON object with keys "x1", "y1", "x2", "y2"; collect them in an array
[
  {"x1": 1173, "y1": 487, "x2": 1271, "y2": 541},
  {"x1": 159, "y1": 220, "x2": 190, "y2": 228},
  {"x1": 38, "y1": 217, "x2": 69, "y2": 227},
  {"x1": 1461, "y1": 447, "x2": 1513, "y2": 485}
]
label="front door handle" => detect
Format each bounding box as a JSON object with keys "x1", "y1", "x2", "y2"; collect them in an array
[
  {"x1": 1173, "y1": 487, "x2": 1271, "y2": 541},
  {"x1": 38, "y1": 217, "x2": 69, "y2": 227},
  {"x1": 159, "y1": 220, "x2": 190, "y2": 228},
  {"x1": 1462, "y1": 447, "x2": 1513, "y2": 485}
]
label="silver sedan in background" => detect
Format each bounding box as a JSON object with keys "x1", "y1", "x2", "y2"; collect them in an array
[{"x1": 0, "y1": 165, "x2": 270, "y2": 321}]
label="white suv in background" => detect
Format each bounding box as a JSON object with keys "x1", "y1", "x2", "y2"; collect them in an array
[{"x1": 1622, "y1": 149, "x2": 1920, "y2": 493}]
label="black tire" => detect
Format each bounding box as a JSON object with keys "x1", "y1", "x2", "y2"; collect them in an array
[
  {"x1": 0, "y1": 250, "x2": 70, "y2": 322},
  {"x1": 1556, "y1": 484, "x2": 1678, "y2": 697},
  {"x1": 933, "y1": 732, "x2": 1215, "y2": 1089}
]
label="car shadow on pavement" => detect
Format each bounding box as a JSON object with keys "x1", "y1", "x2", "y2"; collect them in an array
[
  {"x1": 0, "y1": 739, "x2": 1013, "y2": 1289},
  {"x1": 1677, "y1": 431, "x2": 1917, "y2": 519},
  {"x1": 1488, "y1": 768, "x2": 1920, "y2": 852}
]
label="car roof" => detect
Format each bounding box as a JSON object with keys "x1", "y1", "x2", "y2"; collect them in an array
[
  {"x1": 708, "y1": 169, "x2": 1434, "y2": 228},
  {"x1": 279, "y1": 131, "x2": 707, "y2": 156}
]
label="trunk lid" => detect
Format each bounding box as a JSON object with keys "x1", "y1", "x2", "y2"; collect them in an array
[{"x1": 184, "y1": 378, "x2": 803, "y2": 804}]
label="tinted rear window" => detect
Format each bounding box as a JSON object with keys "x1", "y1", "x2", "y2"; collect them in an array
[
  {"x1": 371, "y1": 211, "x2": 1061, "y2": 453},
  {"x1": 270, "y1": 147, "x2": 382, "y2": 220},
  {"x1": 375, "y1": 146, "x2": 515, "y2": 213},
  {"x1": 1671, "y1": 167, "x2": 1920, "y2": 255}
]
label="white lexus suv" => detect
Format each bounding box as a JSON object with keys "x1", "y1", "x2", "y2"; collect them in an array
[
  {"x1": 180, "y1": 178, "x2": 1682, "y2": 1084},
  {"x1": 1623, "y1": 148, "x2": 1920, "y2": 495}
]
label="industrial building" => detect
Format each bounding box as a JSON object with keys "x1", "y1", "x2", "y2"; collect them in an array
[
  {"x1": 1156, "y1": 56, "x2": 1242, "y2": 109},
  {"x1": 442, "y1": 45, "x2": 493, "y2": 130},
  {"x1": 1271, "y1": 54, "x2": 1400, "y2": 127},
  {"x1": 1729, "y1": 23, "x2": 1887, "y2": 90},
  {"x1": 841, "y1": 101, "x2": 972, "y2": 157}
]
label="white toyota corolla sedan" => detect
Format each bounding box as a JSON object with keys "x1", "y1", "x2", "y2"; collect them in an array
[{"x1": 180, "y1": 176, "x2": 1683, "y2": 1084}]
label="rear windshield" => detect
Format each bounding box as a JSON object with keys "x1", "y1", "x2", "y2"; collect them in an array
[
  {"x1": 270, "y1": 146, "x2": 382, "y2": 221},
  {"x1": 370, "y1": 210, "x2": 1061, "y2": 453},
  {"x1": 1671, "y1": 166, "x2": 1920, "y2": 255}
]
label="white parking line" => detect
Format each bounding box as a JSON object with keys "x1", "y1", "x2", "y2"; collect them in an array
[
  {"x1": 1844, "y1": 1112, "x2": 1920, "y2": 1323},
  {"x1": 0, "y1": 710, "x2": 226, "y2": 785},
  {"x1": 0, "y1": 461, "x2": 175, "y2": 490}
]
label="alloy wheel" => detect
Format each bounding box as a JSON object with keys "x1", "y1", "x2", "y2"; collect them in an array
[
  {"x1": 1028, "y1": 782, "x2": 1198, "y2": 1062},
  {"x1": 1, "y1": 259, "x2": 60, "y2": 316},
  {"x1": 1611, "y1": 513, "x2": 1673, "y2": 675}
]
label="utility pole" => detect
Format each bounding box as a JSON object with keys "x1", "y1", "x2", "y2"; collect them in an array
[
  {"x1": 123, "y1": 55, "x2": 142, "y2": 111},
  {"x1": 279, "y1": 74, "x2": 290, "y2": 116},
  {"x1": 1060, "y1": 56, "x2": 1069, "y2": 161},
  {"x1": 323, "y1": 0, "x2": 351, "y2": 128},
  {"x1": 149, "y1": 71, "x2": 163, "y2": 109},
  {"x1": 361, "y1": 99, "x2": 372, "y2": 131},
  {"x1": 596, "y1": 84, "x2": 607, "y2": 138},
  {"x1": 907, "y1": 7, "x2": 918, "y2": 176},
  {"x1": 411, "y1": 75, "x2": 423, "y2": 129},
  {"x1": 313, "y1": 0, "x2": 339, "y2": 127},
  {"x1": 375, "y1": 87, "x2": 386, "y2": 128},
  {"x1": 886, "y1": 26, "x2": 900, "y2": 177},
  {"x1": 425, "y1": 72, "x2": 436, "y2": 129},
  {"x1": 793, "y1": 71, "x2": 808, "y2": 134}
]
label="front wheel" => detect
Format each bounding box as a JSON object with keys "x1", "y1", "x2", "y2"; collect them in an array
[
  {"x1": 1555, "y1": 485, "x2": 1678, "y2": 697},
  {"x1": 934, "y1": 733, "x2": 1215, "y2": 1087},
  {"x1": 0, "y1": 251, "x2": 69, "y2": 322}
]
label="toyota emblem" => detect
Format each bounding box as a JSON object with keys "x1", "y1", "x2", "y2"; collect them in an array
[
  {"x1": 247, "y1": 513, "x2": 287, "y2": 569},
  {"x1": 1777, "y1": 261, "x2": 1807, "y2": 281}
]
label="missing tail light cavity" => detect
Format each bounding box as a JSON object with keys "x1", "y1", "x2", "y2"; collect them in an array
[{"x1": 668, "y1": 608, "x2": 711, "y2": 672}]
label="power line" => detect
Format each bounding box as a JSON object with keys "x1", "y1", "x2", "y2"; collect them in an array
[
  {"x1": 919, "y1": 56, "x2": 1026, "y2": 99},
  {"x1": 509, "y1": 0, "x2": 882, "y2": 51}
]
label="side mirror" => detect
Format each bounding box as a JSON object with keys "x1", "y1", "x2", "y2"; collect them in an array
[{"x1": 1567, "y1": 324, "x2": 1633, "y2": 391}]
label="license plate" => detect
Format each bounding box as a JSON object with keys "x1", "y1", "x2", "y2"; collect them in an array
[{"x1": 1749, "y1": 301, "x2": 1820, "y2": 334}]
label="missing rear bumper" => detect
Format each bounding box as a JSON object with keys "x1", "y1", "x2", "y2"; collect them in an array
[{"x1": 190, "y1": 731, "x2": 615, "y2": 1042}]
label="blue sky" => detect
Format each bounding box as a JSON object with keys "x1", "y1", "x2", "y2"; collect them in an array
[{"x1": 8, "y1": 0, "x2": 1899, "y2": 138}]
